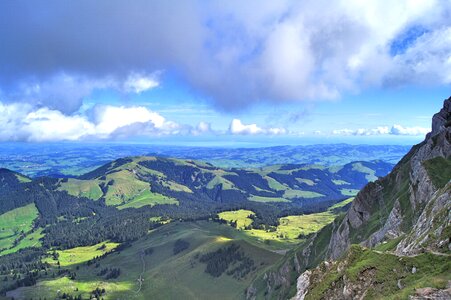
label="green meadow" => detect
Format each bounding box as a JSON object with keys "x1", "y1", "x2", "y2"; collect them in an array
[
  {"x1": 58, "y1": 178, "x2": 103, "y2": 200},
  {"x1": 0, "y1": 203, "x2": 39, "y2": 251},
  {"x1": 117, "y1": 189, "x2": 178, "y2": 210},
  {"x1": 43, "y1": 242, "x2": 120, "y2": 267},
  {"x1": 218, "y1": 198, "x2": 354, "y2": 251}
]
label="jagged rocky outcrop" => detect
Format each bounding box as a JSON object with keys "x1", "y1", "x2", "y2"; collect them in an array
[
  {"x1": 251, "y1": 97, "x2": 451, "y2": 299},
  {"x1": 329, "y1": 97, "x2": 450, "y2": 257},
  {"x1": 319, "y1": 97, "x2": 450, "y2": 257}
]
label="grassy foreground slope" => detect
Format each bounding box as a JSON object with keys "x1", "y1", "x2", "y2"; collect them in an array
[
  {"x1": 6, "y1": 221, "x2": 282, "y2": 300},
  {"x1": 304, "y1": 245, "x2": 450, "y2": 300}
]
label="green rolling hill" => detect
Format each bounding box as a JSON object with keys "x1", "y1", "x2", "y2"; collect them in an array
[{"x1": 0, "y1": 155, "x2": 393, "y2": 299}]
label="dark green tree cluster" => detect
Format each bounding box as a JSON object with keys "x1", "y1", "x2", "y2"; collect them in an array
[
  {"x1": 199, "y1": 244, "x2": 254, "y2": 278},
  {"x1": 173, "y1": 239, "x2": 190, "y2": 255}
]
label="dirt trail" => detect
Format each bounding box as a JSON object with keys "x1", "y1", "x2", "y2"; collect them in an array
[{"x1": 135, "y1": 251, "x2": 146, "y2": 294}]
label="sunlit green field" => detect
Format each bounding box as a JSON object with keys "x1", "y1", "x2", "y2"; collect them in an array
[
  {"x1": 218, "y1": 210, "x2": 255, "y2": 229},
  {"x1": 1, "y1": 228, "x2": 44, "y2": 255},
  {"x1": 117, "y1": 189, "x2": 178, "y2": 209},
  {"x1": 340, "y1": 188, "x2": 360, "y2": 196},
  {"x1": 58, "y1": 178, "x2": 103, "y2": 200},
  {"x1": 218, "y1": 198, "x2": 354, "y2": 251},
  {"x1": 0, "y1": 203, "x2": 39, "y2": 251},
  {"x1": 58, "y1": 162, "x2": 180, "y2": 209},
  {"x1": 43, "y1": 242, "x2": 120, "y2": 267}
]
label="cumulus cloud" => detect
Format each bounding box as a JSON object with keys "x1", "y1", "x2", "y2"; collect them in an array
[
  {"x1": 0, "y1": 0, "x2": 449, "y2": 111},
  {"x1": 229, "y1": 119, "x2": 264, "y2": 135},
  {"x1": 390, "y1": 124, "x2": 430, "y2": 136},
  {"x1": 332, "y1": 124, "x2": 430, "y2": 136},
  {"x1": 0, "y1": 102, "x2": 181, "y2": 142},
  {"x1": 229, "y1": 119, "x2": 286, "y2": 135},
  {"x1": 123, "y1": 72, "x2": 160, "y2": 94},
  {"x1": 190, "y1": 121, "x2": 215, "y2": 136}
]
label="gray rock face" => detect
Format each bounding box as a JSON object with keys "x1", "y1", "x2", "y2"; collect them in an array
[
  {"x1": 430, "y1": 96, "x2": 451, "y2": 137},
  {"x1": 291, "y1": 270, "x2": 311, "y2": 300},
  {"x1": 395, "y1": 182, "x2": 451, "y2": 255},
  {"x1": 364, "y1": 198, "x2": 403, "y2": 248}
]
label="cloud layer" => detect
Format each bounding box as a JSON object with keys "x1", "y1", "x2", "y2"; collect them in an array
[
  {"x1": 0, "y1": 100, "x2": 431, "y2": 141},
  {"x1": 229, "y1": 119, "x2": 286, "y2": 135},
  {"x1": 0, "y1": 0, "x2": 449, "y2": 112},
  {"x1": 0, "y1": 102, "x2": 180, "y2": 142},
  {"x1": 332, "y1": 125, "x2": 430, "y2": 136}
]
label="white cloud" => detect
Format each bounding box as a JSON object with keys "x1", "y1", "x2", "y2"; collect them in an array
[
  {"x1": 389, "y1": 27, "x2": 451, "y2": 85},
  {"x1": 94, "y1": 105, "x2": 166, "y2": 137},
  {"x1": 332, "y1": 124, "x2": 430, "y2": 136},
  {"x1": 190, "y1": 121, "x2": 214, "y2": 135},
  {"x1": 123, "y1": 72, "x2": 160, "y2": 93},
  {"x1": 390, "y1": 124, "x2": 430, "y2": 136},
  {"x1": 0, "y1": 102, "x2": 181, "y2": 142},
  {"x1": 24, "y1": 108, "x2": 95, "y2": 142},
  {"x1": 229, "y1": 119, "x2": 286, "y2": 135},
  {"x1": 196, "y1": 121, "x2": 212, "y2": 133},
  {"x1": 267, "y1": 127, "x2": 287, "y2": 135},
  {"x1": 229, "y1": 119, "x2": 264, "y2": 135}
]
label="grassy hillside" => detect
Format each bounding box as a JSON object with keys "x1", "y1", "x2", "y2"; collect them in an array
[
  {"x1": 1, "y1": 228, "x2": 44, "y2": 256},
  {"x1": 58, "y1": 178, "x2": 103, "y2": 200},
  {"x1": 304, "y1": 245, "x2": 450, "y2": 299},
  {"x1": 423, "y1": 156, "x2": 451, "y2": 189},
  {"x1": 6, "y1": 221, "x2": 283, "y2": 300},
  {"x1": 58, "y1": 158, "x2": 180, "y2": 209},
  {"x1": 56, "y1": 156, "x2": 390, "y2": 209},
  {"x1": 0, "y1": 203, "x2": 39, "y2": 251}
]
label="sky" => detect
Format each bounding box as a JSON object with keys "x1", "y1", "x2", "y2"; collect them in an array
[{"x1": 0, "y1": 0, "x2": 450, "y2": 146}]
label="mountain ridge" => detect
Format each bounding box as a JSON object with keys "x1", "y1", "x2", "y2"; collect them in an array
[{"x1": 250, "y1": 96, "x2": 450, "y2": 299}]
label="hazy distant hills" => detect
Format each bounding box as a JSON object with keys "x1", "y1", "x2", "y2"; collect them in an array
[
  {"x1": 148, "y1": 144, "x2": 410, "y2": 168},
  {"x1": 0, "y1": 143, "x2": 409, "y2": 177}
]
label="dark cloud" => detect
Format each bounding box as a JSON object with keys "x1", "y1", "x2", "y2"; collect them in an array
[
  {"x1": 0, "y1": 1, "x2": 205, "y2": 81},
  {"x1": 0, "y1": 0, "x2": 449, "y2": 113}
]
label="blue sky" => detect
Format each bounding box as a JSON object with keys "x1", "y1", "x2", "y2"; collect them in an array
[{"x1": 0, "y1": 0, "x2": 450, "y2": 146}]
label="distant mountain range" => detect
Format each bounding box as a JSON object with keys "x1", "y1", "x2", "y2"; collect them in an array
[{"x1": 0, "y1": 143, "x2": 409, "y2": 177}]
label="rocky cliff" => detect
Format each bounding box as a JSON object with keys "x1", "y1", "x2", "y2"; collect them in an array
[
  {"x1": 328, "y1": 97, "x2": 450, "y2": 257},
  {"x1": 250, "y1": 97, "x2": 451, "y2": 299}
]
